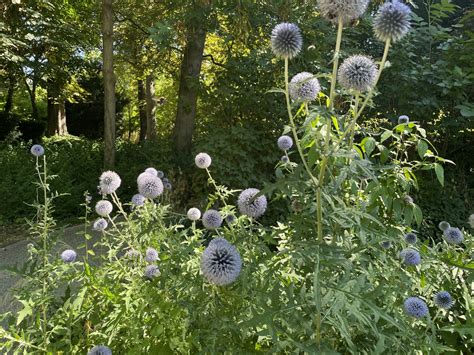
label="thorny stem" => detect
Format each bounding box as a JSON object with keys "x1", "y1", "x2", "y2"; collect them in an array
[
  {"x1": 348, "y1": 93, "x2": 361, "y2": 148},
  {"x1": 206, "y1": 168, "x2": 228, "y2": 206},
  {"x1": 328, "y1": 16, "x2": 344, "y2": 111}
]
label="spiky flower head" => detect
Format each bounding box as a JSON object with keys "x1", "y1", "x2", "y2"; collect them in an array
[
  {"x1": 404, "y1": 297, "x2": 429, "y2": 318},
  {"x1": 95, "y1": 200, "x2": 113, "y2": 217},
  {"x1": 93, "y1": 218, "x2": 108, "y2": 231},
  {"x1": 277, "y1": 135, "x2": 293, "y2": 151},
  {"x1": 144, "y1": 265, "x2": 160, "y2": 279},
  {"x1": 162, "y1": 177, "x2": 169, "y2": 184},
  {"x1": 157, "y1": 170, "x2": 165, "y2": 178},
  {"x1": 404, "y1": 232, "x2": 417, "y2": 244},
  {"x1": 138, "y1": 174, "x2": 163, "y2": 199},
  {"x1": 145, "y1": 247, "x2": 160, "y2": 262},
  {"x1": 434, "y1": 291, "x2": 454, "y2": 310},
  {"x1": 443, "y1": 227, "x2": 464, "y2": 245},
  {"x1": 61, "y1": 249, "x2": 77, "y2": 263},
  {"x1": 99, "y1": 171, "x2": 121, "y2": 195},
  {"x1": 164, "y1": 182, "x2": 172, "y2": 190},
  {"x1": 187, "y1": 207, "x2": 201, "y2": 221},
  {"x1": 137, "y1": 172, "x2": 152, "y2": 184},
  {"x1": 195, "y1": 153, "x2": 212, "y2": 169},
  {"x1": 88, "y1": 345, "x2": 112, "y2": 355},
  {"x1": 281, "y1": 155, "x2": 290, "y2": 163},
  {"x1": 381, "y1": 241, "x2": 392, "y2": 249},
  {"x1": 225, "y1": 214, "x2": 236, "y2": 224},
  {"x1": 30, "y1": 144, "x2": 44, "y2": 157},
  {"x1": 238, "y1": 188, "x2": 268, "y2": 218},
  {"x1": 270, "y1": 23, "x2": 302, "y2": 59},
  {"x1": 201, "y1": 238, "x2": 242, "y2": 286},
  {"x1": 438, "y1": 221, "x2": 450, "y2": 231},
  {"x1": 374, "y1": 0, "x2": 411, "y2": 43},
  {"x1": 338, "y1": 55, "x2": 377, "y2": 92},
  {"x1": 398, "y1": 115, "x2": 410, "y2": 124},
  {"x1": 125, "y1": 249, "x2": 141, "y2": 260},
  {"x1": 400, "y1": 248, "x2": 421, "y2": 266},
  {"x1": 289, "y1": 72, "x2": 321, "y2": 102},
  {"x1": 131, "y1": 194, "x2": 146, "y2": 206},
  {"x1": 144, "y1": 167, "x2": 158, "y2": 176},
  {"x1": 317, "y1": 0, "x2": 370, "y2": 24},
  {"x1": 202, "y1": 209, "x2": 223, "y2": 229}
]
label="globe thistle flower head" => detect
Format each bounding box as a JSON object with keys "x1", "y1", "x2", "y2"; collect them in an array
[
  {"x1": 145, "y1": 247, "x2": 160, "y2": 262},
  {"x1": 270, "y1": 23, "x2": 302, "y2": 59},
  {"x1": 404, "y1": 297, "x2": 429, "y2": 318},
  {"x1": 438, "y1": 221, "x2": 450, "y2": 232},
  {"x1": 202, "y1": 209, "x2": 223, "y2": 229},
  {"x1": 277, "y1": 135, "x2": 293, "y2": 151},
  {"x1": 30, "y1": 144, "x2": 45, "y2": 157},
  {"x1": 88, "y1": 345, "x2": 112, "y2": 355},
  {"x1": 131, "y1": 194, "x2": 146, "y2": 206},
  {"x1": 338, "y1": 55, "x2": 377, "y2": 92},
  {"x1": 381, "y1": 241, "x2": 392, "y2": 249},
  {"x1": 289, "y1": 72, "x2": 321, "y2": 102},
  {"x1": 201, "y1": 238, "x2": 242, "y2": 286},
  {"x1": 187, "y1": 207, "x2": 201, "y2": 221},
  {"x1": 195, "y1": 152, "x2": 212, "y2": 169},
  {"x1": 238, "y1": 188, "x2": 268, "y2": 218},
  {"x1": 162, "y1": 177, "x2": 169, "y2": 184},
  {"x1": 137, "y1": 172, "x2": 153, "y2": 184},
  {"x1": 138, "y1": 174, "x2": 163, "y2": 199},
  {"x1": 164, "y1": 182, "x2": 172, "y2": 190},
  {"x1": 93, "y1": 218, "x2": 108, "y2": 231},
  {"x1": 317, "y1": 0, "x2": 370, "y2": 24},
  {"x1": 400, "y1": 248, "x2": 421, "y2": 266},
  {"x1": 99, "y1": 171, "x2": 121, "y2": 195},
  {"x1": 225, "y1": 214, "x2": 236, "y2": 224},
  {"x1": 144, "y1": 265, "x2": 160, "y2": 279},
  {"x1": 281, "y1": 155, "x2": 290, "y2": 164},
  {"x1": 125, "y1": 249, "x2": 141, "y2": 260},
  {"x1": 398, "y1": 115, "x2": 410, "y2": 124},
  {"x1": 434, "y1": 291, "x2": 454, "y2": 310},
  {"x1": 95, "y1": 200, "x2": 113, "y2": 217},
  {"x1": 157, "y1": 170, "x2": 165, "y2": 179},
  {"x1": 443, "y1": 227, "x2": 464, "y2": 245},
  {"x1": 374, "y1": 0, "x2": 411, "y2": 43},
  {"x1": 404, "y1": 232, "x2": 417, "y2": 244},
  {"x1": 144, "y1": 167, "x2": 158, "y2": 176},
  {"x1": 61, "y1": 249, "x2": 77, "y2": 263}
]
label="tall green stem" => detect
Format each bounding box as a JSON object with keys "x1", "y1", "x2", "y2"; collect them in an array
[
  {"x1": 348, "y1": 93, "x2": 361, "y2": 148},
  {"x1": 328, "y1": 16, "x2": 344, "y2": 111}
]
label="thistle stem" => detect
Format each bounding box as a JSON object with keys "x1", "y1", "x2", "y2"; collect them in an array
[
  {"x1": 206, "y1": 168, "x2": 228, "y2": 206},
  {"x1": 348, "y1": 93, "x2": 361, "y2": 148},
  {"x1": 328, "y1": 16, "x2": 344, "y2": 111}
]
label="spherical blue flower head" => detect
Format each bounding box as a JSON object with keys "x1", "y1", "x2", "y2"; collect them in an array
[
  {"x1": 238, "y1": 188, "x2": 268, "y2": 218},
  {"x1": 187, "y1": 207, "x2": 201, "y2": 221},
  {"x1": 99, "y1": 171, "x2": 121, "y2": 195},
  {"x1": 400, "y1": 248, "x2": 421, "y2": 266},
  {"x1": 202, "y1": 210, "x2": 223, "y2": 229},
  {"x1": 124, "y1": 249, "x2": 141, "y2": 260},
  {"x1": 88, "y1": 345, "x2": 112, "y2": 355},
  {"x1": 131, "y1": 194, "x2": 146, "y2": 206},
  {"x1": 277, "y1": 135, "x2": 293, "y2": 151},
  {"x1": 398, "y1": 115, "x2": 410, "y2": 124},
  {"x1": 317, "y1": 0, "x2": 370, "y2": 24},
  {"x1": 281, "y1": 155, "x2": 290, "y2": 164},
  {"x1": 374, "y1": 0, "x2": 411, "y2": 43},
  {"x1": 145, "y1": 247, "x2": 159, "y2": 262},
  {"x1": 404, "y1": 297, "x2": 429, "y2": 318},
  {"x1": 144, "y1": 167, "x2": 158, "y2": 176},
  {"x1": 438, "y1": 221, "x2": 450, "y2": 232},
  {"x1": 443, "y1": 227, "x2": 464, "y2": 245},
  {"x1": 157, "y1": 170, "x2": 165, "y2": 179},
  {"x1": 225, "y1": 214, "x2": 236, "y2": 224},
  {"x1": 201, "y1": 238, "x2": 242, "y2": 286},
  {"x1": 380, "y1": 241, "x2": 392, "y2": 249},
  {"x1": 404, "y1": 232, "x2": 417, "y2": 244},
  {"x1": 95, "y1": 200, "x2": 113, "y2": 217},
  {"x1": 30, "y1": 144, "x2": 45, "y2": 157},
  {"x1": 270, "y1": 23, "x2": 302, "y2": 59},
  {"x1": 164, "y1": 182, "x2": 172, "y2": 190},
  {"x1": 195, "y1": 152, "x2": 212, "y2": 169},
  {"x1": 138, "y1": 174, "x2": 163, "y2": 199},
  {"x1": 289, "y1": 72, "x2": 321, "y2": 102},
  {"x1": 162, "y1": 177, "x2": 169, "y2": 184},
  {"x1": 434, "y1": 291, "x2": 454, "y2": 310},
  {"x1": 93, "y1": 218, "x2": 108, "y2": 231},
  {"x1": 61, "y1": 249, "x2": 77, "y2": 263},
  {"x1": 144, "y1": 264, "x2": 160, "y2": 279},
  {"x1": 338, "y1": 55, "x2": 377, "y2": 92}
]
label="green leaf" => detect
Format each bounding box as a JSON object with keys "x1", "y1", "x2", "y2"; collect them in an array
[
  {"x1": 363, "y1": 137, "x2": 376, "y2": 157},
  {"x1": 417, "y1": 140, "x2": 428, "y2": 158},
  {"x1": 380, "y1": 130, "x2": 392, "y2": 143},
  {"x1": 413, "y1": 205, "x2": 423, "y2": 226},
  {"x1": 16, "y1": 300, "x2": 33, "y2": 326},
  {"x1": 434, "y1": 163, "x2": 444, "y2": 186}
]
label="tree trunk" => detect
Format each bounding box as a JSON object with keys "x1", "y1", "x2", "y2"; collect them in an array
[
  {"x1": 47, "y1": 85, "x2": 68, "y2": 136},
  {"x1": 102, "y1": 0, "x2": 116, "y2": 168},
  {"x1": 172, "y1": 20, "x2": 207, "y2": 156},
  {"x1": 146, "y1": 74, "x2": 157, "y2": 140},
  {"x1": 23, "y1": 77, "x2": 39, "y2": 120},
  {"x1": 4, "y1": 73, "x2": 15, "y2": 115},
  {"x1": 138, "y1": 79, "x2": 147, "y2": 142}
]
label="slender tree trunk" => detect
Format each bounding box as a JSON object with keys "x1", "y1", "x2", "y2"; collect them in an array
[
  {"x1": 4, "y1": 73, "x2": 15, "y2": 115},
  {"x1": 47, "y1": 85, "x2": 68, "y2": 136},
  {"x1": 172, "y1": 20, "x2": 207, "y2": 156},
  {"x1": 138, "y1": 79, "x2": 147, "y2": 142},
  {"x1": 23, "y1": 77, "x2": 39, "y2": 120},
  {"x1": 102, "y1": 0, "x2": 116, "y2": 168},
  {"x1": 146, "y1": 74, "x2": 157, "y2": 140}
]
